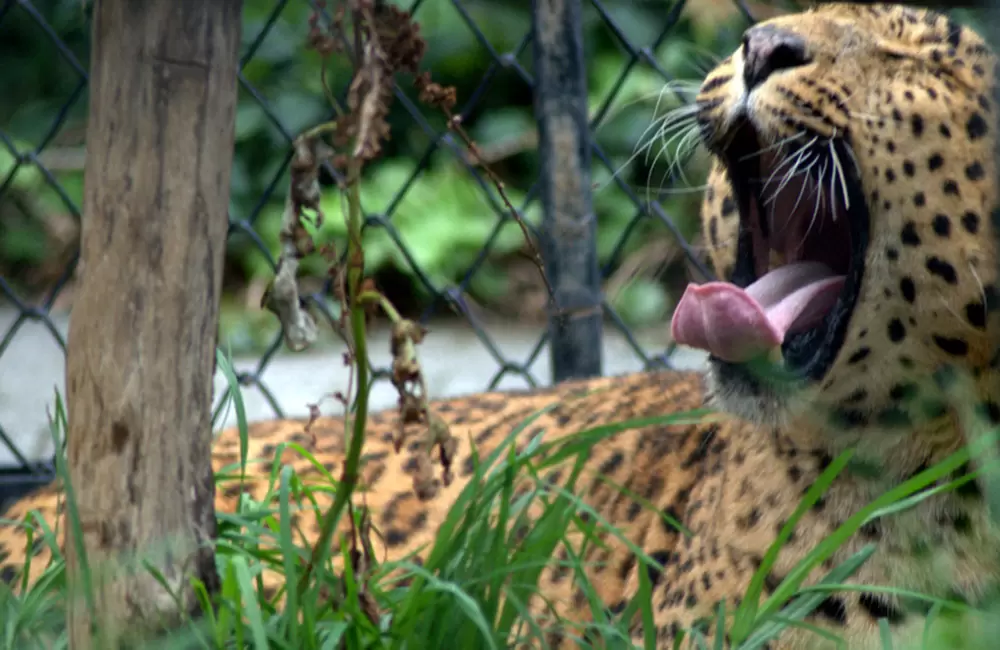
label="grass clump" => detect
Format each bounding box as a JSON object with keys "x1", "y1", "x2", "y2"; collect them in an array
[
  {"x1": 3, "y1": 367, "x2": 999, "y2": 650},
  {"x1": 0, "y1": 359, "x2": 695, "y2": 649}
]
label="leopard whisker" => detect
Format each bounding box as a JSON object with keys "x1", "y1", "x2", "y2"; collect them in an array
[
  {"x1": 829, "y1": 138, "x2": 851, "y2": 213},
  {"x1": 765, "y1": 139, "x2": 816, "y2": 205},
  {"x1": 761, "y1": 135, "x2": 817, "y2": 203},
  {"x1": 738, "y1": 131, "x2": 807, "y2": 162}
]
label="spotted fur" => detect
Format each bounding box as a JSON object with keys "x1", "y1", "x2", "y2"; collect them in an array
[{"x1": 4, "y1": 4, "x2": 1000, "y2": 648}]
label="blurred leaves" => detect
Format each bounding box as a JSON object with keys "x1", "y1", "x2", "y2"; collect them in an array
[{"x1": 0, "y1": 0, "x2": 750, "y2": 328}]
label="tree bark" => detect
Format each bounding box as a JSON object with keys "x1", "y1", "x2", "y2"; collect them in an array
[{"x1": 65, "y1": 0, "x2": 242, "y2": 646}]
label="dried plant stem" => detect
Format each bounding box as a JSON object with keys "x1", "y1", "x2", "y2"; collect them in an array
[
  {"x1": 268, "y1": 194, "x2": 319, "y2": 352},
  {"x1": 320, "y1": 58, "x2": 346, "y2": 118},
  {"x1": 264, "y1": 130, "x2": 339, "y2": 351},
  {"x1": 445, "y1": 112, "x2": 554, "y2": 303},
  {"x1": 290, "y1": 0, "x2": 513, "y2": 598}
]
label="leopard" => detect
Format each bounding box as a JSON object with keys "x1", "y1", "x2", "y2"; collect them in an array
[{"x1": 3, "y1": 3, "x2": 1000, "y2": 648}]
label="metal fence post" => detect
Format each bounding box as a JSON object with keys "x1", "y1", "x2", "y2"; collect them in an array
[{"x1": 532, "y1": 0, "x2": 603, "y2": 383}]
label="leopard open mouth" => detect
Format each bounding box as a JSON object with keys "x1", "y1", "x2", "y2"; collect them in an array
[{"x1": 671, "y1": 124, "x2": 869, "y2": 381}]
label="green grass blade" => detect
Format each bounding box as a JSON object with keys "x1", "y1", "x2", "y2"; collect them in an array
[
  {"x1": 216, "y1": 348, "x2": 250, "y2": 481},
  {"x1": 278, "y1": 465, "x2": 300, "y2": 646},
  {"x1": 757, "y1": 435, "x2": 995, "y2": 626},
  {"x1": 233, "y1": 555, "x2": 270, "y2": 650},
  {"x1": 878, "y1": 618, "x2": 893, "y2": 649},
  {"x1": 738, "y1": 544, "x2": 873, "y2": 649},
  {"x1": 730, "y1": 448, "x2": 854, "y2": 642}
]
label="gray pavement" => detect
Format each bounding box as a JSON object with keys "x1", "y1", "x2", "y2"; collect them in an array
[{"x1": 0, "y1": 307, "x2": 707, "y2": 467}]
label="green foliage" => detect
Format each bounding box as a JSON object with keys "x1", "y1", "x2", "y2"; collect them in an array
[
  {"x1": 0, "y1": 142, "x2": 49, "y2": 267},
  {"x1": 0, "y1": 0, "x2": 748, "y2": 328}
]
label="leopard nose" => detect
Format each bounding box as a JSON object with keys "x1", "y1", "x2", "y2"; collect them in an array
[{"x1": 742, "y1": 24, "x2": 810, "y2": 92}]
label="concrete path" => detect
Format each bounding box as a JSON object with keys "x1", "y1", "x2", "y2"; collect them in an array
[{"x1": 0, "y1": 307, "x2": 707, "y2": 467}]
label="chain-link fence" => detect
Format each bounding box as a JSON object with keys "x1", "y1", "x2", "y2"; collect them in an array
[{"x1": 0, "y1": 0, "x2": 768, "y2": 503}]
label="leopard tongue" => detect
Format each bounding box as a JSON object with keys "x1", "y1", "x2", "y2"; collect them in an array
[{"x1": 670, "y1": 261, "x2": 845, "y2": 363}]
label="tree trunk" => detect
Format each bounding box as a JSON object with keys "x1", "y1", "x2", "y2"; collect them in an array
[{"x1": 65, "y1": 0, "x2": 242, "y2": 646}]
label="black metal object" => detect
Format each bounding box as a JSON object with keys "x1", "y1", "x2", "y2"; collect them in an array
[
  {"x1": 0, "y1": 0, "x2": 747, "y2": 504},
  {"x1": 532, "y1": 0, "x2": 602, "y2": 382}
]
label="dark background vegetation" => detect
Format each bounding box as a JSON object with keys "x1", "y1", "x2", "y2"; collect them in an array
[
  {"x1": 9, "y1": 1, "x2": 992, "y2": 356},
  {"x1": 0, "y1": 0, "x2": 767, "y2": 355}
]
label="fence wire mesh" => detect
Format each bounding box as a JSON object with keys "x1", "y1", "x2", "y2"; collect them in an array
[{"x1": 0, "y1": 0, "x2": 767, "y2": 499}]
